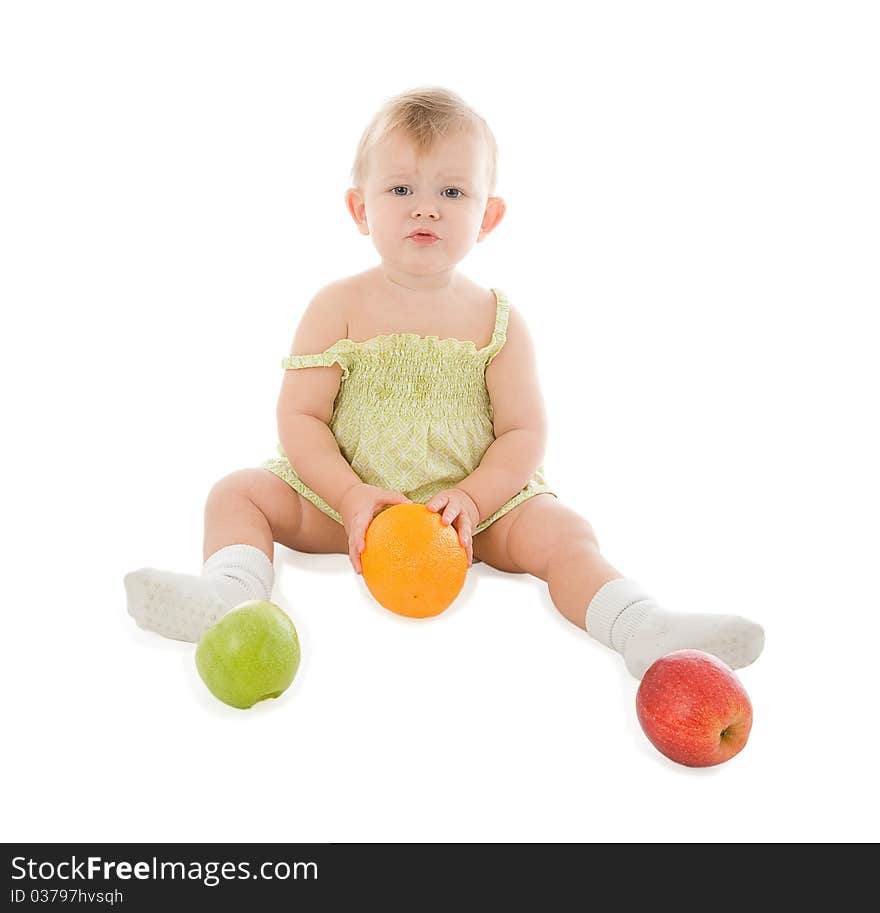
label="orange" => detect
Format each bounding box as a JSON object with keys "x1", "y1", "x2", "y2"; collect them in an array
[{"x1": 360, "y1": 503, "x2": 468, "y2": 618}]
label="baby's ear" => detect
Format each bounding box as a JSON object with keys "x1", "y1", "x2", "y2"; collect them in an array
[
  {"x1": 479, "y1": 196, "x2": 506, "y2": 237},
  {"x1": 344, "y1": 187, "x2": 370, "y2": 234}
]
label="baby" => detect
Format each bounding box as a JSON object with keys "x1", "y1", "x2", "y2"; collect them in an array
[{"x1": 125, "y1": 86, "x2": 764, "y2": 679}]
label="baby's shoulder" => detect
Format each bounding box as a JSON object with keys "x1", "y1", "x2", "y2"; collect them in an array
[
  {"x1": 290, "y1": 278, "x2": 354, "y2": 355},
  {"x1": 312, "y1": 271, "x2": 371, "y2": 326},
  {"x1": 303, "y1": 273, "x2": 363, "y2": 327}
]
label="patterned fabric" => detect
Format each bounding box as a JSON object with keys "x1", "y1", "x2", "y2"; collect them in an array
[{"x1": 261, "y1": 287, "x2": 556, "y2": 535}]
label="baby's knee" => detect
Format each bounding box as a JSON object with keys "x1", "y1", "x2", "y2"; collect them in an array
[
  {"x1": 515, "y1": 512, "x2": 599, "y2": 568},
  {"x1": 205, "y1": 468, "x2": 271, "y2": 514},
  {"x1": 571, "y1": 516, "x2": 599, "y2": 550}
]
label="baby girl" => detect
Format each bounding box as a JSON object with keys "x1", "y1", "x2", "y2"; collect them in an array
[{"x1": 125, "y1": 86, "x2": 764, "y2": 679}]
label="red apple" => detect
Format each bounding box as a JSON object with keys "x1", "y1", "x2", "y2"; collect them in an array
[{"x1": 636, "y1": 649, "x2": 753, "y2": 767}]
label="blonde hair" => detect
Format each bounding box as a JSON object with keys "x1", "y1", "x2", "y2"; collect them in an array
[{"x1": 350, "y1": 86, "x2": 498, "y2": 196}]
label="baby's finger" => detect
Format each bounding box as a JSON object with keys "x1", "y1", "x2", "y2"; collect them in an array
[
  {"x1": 350, "y1": 533, "x2": 363, "y2": 574},
  {"x1": 442, "y1": 505, "x2": 460, "y2": 525},
  {"x1": 426, "y1": 495, "x2": 447, "y2": 513},
  {"x1": 457, "y1": 524, "x2": 472, "y2": 565}
]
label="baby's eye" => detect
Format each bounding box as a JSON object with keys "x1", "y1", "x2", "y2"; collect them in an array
[{"x1": 388, "y1": 186, "x2": 464, "y2": 199}]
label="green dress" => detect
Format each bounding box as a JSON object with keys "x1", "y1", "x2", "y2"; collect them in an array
[{"x1": 261, "y1": 287, "x2": 556, "y2": 535}]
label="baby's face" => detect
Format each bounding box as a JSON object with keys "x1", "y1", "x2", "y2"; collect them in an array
[{"x1": 346, "y1": 128, "x2": 503, "y2": 279}]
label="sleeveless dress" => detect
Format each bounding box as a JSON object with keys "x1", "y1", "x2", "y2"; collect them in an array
[{"x1": 260, "y1": 287, "x2": 556, "y2": 537}]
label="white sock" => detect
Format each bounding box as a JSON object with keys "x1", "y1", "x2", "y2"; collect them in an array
[
  {"x1": 584, "y1": 577, "x2": 764, "y2": 679},
  {"x1": 124, "y1": 544, "x2": 274, "y2": 643}
]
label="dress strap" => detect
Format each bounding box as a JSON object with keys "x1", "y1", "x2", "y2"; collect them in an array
[
  {"x1": 280, "y1": 340, "x2": 352, "y2": 380},
  {"x1": 485, "y1": 288, "x2": 510, "y2": 366}
]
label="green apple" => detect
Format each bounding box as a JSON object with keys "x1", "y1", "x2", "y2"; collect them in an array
[{"x1": 195, "y1": 601, "x2": 300, "y2": 709}]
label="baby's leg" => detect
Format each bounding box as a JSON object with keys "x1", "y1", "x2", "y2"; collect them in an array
[
  {"x1": 475, "y1": 494, "x2": 764, "y2": 679},
  {"x1": 125, "y1": 468, "x2": 347, "y2": 642}
]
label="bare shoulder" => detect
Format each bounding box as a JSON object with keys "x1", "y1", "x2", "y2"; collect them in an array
[
  {"x1": 506, "y1": 300, "x2": 531, "y2": 334},
  {"x1": 289, "y1": 278, "x2": 353, "y2": 355}
]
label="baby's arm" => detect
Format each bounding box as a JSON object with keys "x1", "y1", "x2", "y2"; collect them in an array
[
  {"x1": 457, "y1": 304, "x2": 548, "y2": 524},
  {"x1": 276, "y1": 285, "x2": 362, "y2": 511}
]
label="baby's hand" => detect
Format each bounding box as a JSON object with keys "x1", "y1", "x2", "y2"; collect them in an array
[
  {"x1": 339, "y1": 483, "x2": 413, "y2": 575},
  {"x1": 425, "y1": 488, "x2": 479, "y2": 567}
]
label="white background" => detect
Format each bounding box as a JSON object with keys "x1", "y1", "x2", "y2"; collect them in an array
[{"x1": 2, "y1": 1, "x2": 878, "y2": 843}]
